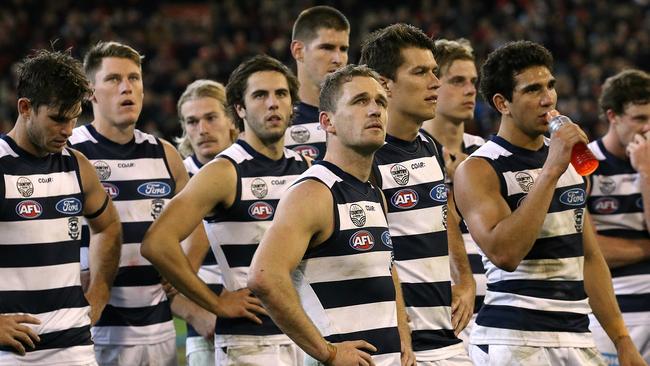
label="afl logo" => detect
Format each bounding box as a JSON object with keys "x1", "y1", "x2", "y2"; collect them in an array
[
  {"x1": 16, "y1": 200, "x2": 42, "y2": 219},
  {"x1": 251, "y1": 178, "x2": 268, "y2": 199},
  {"x1": 391, "y1": 189, "x2": 419, "y2": 209},
  {"x1": 137, "y1": 182, "x2": 172, "y2": 197},
  {"x1": 559, "y1": 188, "x2": 586, "y2": 206},
  {"x1": 349, "y1": 204, "x2": 366, "y2": 227},
  {"x1": 93, "y1": 160, "x2": 111, "y2": 180},
  {"x1": 381, "y1": 231, "x2": 392, "y2": 248},
  {"x1": 591, "y1": 197, "x2": 619, "y2": 214},
  {"x1": 515, "y1": 172, "x2": 534, "y2": 192},
  {"x1": 55, "y1": 197, "x2": 82, "y2": 215},
  {"x1": 598, "y1": 177, "x2": 616, "y2": 195},
  {"x1": 248, "y1": 201, "x2": 274, "y2": 220},
  {"x1": 290, "y1": 126, "x2": 310, "y2": 143},
  {"x1": 429, "y1": 183, "x2": 447, "y2": 203},
  {"x1": 292, "y1": 145, "x2": 319, "y2": 158},
  {"x1": 390, "y1": 164, "x2": 409, "y2": 186},
  {"x1": 349, "y1": 230, "x2": 375, "y2": 251},
  {"x1": 102, "y1": 182, "x2": 120, "y2": 198},
  {"x1": 16, "y1": 177, "x2": 34, "y2": 197}
]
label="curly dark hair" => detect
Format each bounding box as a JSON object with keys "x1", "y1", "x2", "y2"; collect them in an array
[
  {"x1": 16, "y1": 49, "x2": 91, "y2": 116},
  {"x1": 225, "y1": 54, "x2": 299, "y2": 132},
  {"x1": 359, "y1": 23, "x2": 436, "y2": 81},
  {"x1": 479, "y1": 41, "x2": 553, "y2": 110},
  {"x1": 599, "y1": 69, "x2": 650, "y2": 116}
]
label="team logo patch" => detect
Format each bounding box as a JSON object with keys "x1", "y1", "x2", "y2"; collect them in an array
[
  {"x1": 102, "y1": 182, "x2": 120, "y2": 198},
  {"x1": 574, "y1": 208, "x2": 584, "y2": 232},
  {"x1": 68, "y1": 217, "x2": 80, "y2": 240},
  {"x1": 16, "y1": 200, "x2": 42, "y2": 219},
  {"x1": 591, "y1": 197, "x2": 619, "y2": 214},
  {"x1": 292, "y1": 145, "x2": 319, "y2": 158},
  {"x1": 93, "y1": 160, "x2": 111, "y2": 180},
  {"x1": 137, "y1": 182, "x2": 172, "y2": 197},
  {"x1": 429, "y1": 183, "x2": 447, "y2": 203},
  {"x1": 248, "y1": 201, "x2": 274, "y2": 220},
  {"x1": 16, "y1": 177, "x2": 34, "y2": 197},
  {"x1": 290, "y1": 126, "x2": 310, "y2": 143},
  {"x1": 251, "y1": 178, "x2": 268, "y2": 199},
  {"x1": 349, "y1": 230, "x2": 375, "y2": 251},
  {"x1": 390, "y1": 164, "x2": 409, "y2": 186},
  {"x1": 349, "y1": 204, "x2": 366, "y2": 227},
  {"x1": 391, "y1": 189, "x2": 419, "y2": 209},
  {"x1": 598, "y1": 177, "x2": 616, "y2": 195},
  {"x1": 381, "y1": 230, "x2": 392, "y2": 248},
  {"x1": 55, "y1": 197, "x2": 82, "y2": 215},
  {"x1": 515, "y1": 172, "x2": 534, "y2": 192},
  {"x1": 151, "y1": 199, "x2": 165, "y2": 220},
  {"x1": 559, "y1": 188, "x2": 586, "y2": 206}
]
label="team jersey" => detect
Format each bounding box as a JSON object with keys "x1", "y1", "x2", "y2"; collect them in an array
[{"x1": 284, "y1": 102, "x2": 325, "y2": 160}]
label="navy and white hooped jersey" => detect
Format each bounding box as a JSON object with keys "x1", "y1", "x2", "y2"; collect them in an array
[
  {"x1": 0, "y1": 136, "x2": 95, "y2": 365},
  {"x1": 293, "y1": 160, "x2": 401, "y2": 366},
  {"x1": 372, "y1": 130, "x2": 464, "y2": 360},
  {"x1": 205, "y1": 140, "x2": 308, "y2": 345},
  {"x1": 458, "y1": 133, "x2": 487, "y2": 314},
  {"x1": 469, "y1": 135, "x2": 594, "y2": 347},
  {"x1": 284, "y1": 102, "x2": 325, "y2": 160},
  {"x1": 182, "y1": 155, "x2": 224, "y2": 339},
  {"x1": 587, "y1": 139, "x2": 650, "y2": 325},
  {"x1": 69, "y1": 124, "x2": 175, "y2": 345}
]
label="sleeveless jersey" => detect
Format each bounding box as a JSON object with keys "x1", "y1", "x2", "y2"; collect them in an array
[
  {"x1": 0, "y1": 136, "x2": 95, "y2": 365},
  {"x1": 204, "y1": 140, "x2": 308, "y2": 346},
  {"x1": 469, "y1": 135, "x2": 594, "y2": 347},
  {"x1": 372, "y1": 131, "x2": 464, "y2": 361},
  {"x1": 587, "y1": 139, "x2": 650, "y2": 326},
  {"x1": 284, "y1": 102, "x2": 325, "y2": 160},
  {"x1": 69, "y1": 124, "x2": 175, "y2": 345},
  {"x1": 294, "y1": 160, "x2": 401, "y2": 366}
]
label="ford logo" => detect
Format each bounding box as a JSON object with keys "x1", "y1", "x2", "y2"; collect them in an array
[
  {"x1": 137, "y1": 182, "x2": 172, "y2": 197},
  {"x1": 429, "y1": 183, "x2": 447, "y2": 203},
  {"x1": 559, "y1": 188, "x2": 586, "y2": 206},
  {"x1": 55, "y1": 197, "x2": 82, "y2": 215}
]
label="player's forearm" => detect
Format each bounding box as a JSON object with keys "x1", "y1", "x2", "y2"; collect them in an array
[
  {"x1": 447, "y1": 212, "x2": 474, "y2": 288},
  {"x1": 596, "y1": 234, "x2": 650, "y2": 268},
  {"x1": 391, "y1": 266, "x2": 412, "y2": 346},
  {"x1": 86, "y1": 220, "x2": 121, "y2": 306},
  {"x1": 248, "y1": 272, "x2": 331, "y2": 362}
]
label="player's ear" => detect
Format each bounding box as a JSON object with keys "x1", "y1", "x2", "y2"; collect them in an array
[{"x1": 320, "y1": 111, "x2": 336, "y2": 134}]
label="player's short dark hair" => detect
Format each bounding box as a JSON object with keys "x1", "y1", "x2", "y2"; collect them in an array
[
  {"x1": 359, "y1": 23, "x2": 435, "y2": 81},
  {"x1": 16, "y1": 49, "x2": 91, "y2": 116},
  {"x1": 320, "y1": 64, "x2": 382, "y2": 113},
  {"x1": 599, "y1": 69, "x2": 650, "y2": 116},
  {"x1": 479, "y1": 40, "x2": 553, "y2": 110},
  {"x1": 292, "y1": 6, "x2": 350, "y2": 43}
]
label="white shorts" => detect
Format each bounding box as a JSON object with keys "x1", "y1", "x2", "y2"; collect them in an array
[
  {"x1": 416, "y1": 351, "x2": 473, "y2": 365},
  {"x1": 468, "y1": 344, "x2": 606, "y2": 366},
  {"x1": 186, "y1": 336, "x2": 215, "y2": 366},
  {"x1": 215, "y1": 343, "x2": 303, "y2": 366},
  {"x1": 590, "y1": 321, "x2": 650, "y2": 366},
  {"x1": 94, "y1": 338, "x2": 177, "y2": 366}
]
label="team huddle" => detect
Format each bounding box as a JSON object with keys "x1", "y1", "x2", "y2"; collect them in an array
[{"x1": 1, "y1": 5, "x2": 649, "y2": 366}]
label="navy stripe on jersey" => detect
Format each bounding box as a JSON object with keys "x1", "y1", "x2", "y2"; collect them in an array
[
  {"x1": 96, "y1": 301, "x2": 171, "y2": 327},
  {"x1": 391, "y1": 232, "x2": 449, "y2": 261},
  {"x1": 402, "y1": 282, "x2": 452, "y2": 307},
  {"x1": 523, "y1": 234, "x2": 584, "y2": 260},
  {"x1": 411, "y1": 329, "x2": 459, "y2": 352},
  {"x1": 476, "y1": 305, "x2": 590, "y2": 333},
  {"x1": 215, "y1": 315, "x2": 281, "y2": 336},
  {"x1": 284, "y1": 102, "x2": 325, "y2": 160},
  {"x1": 113, "y1": 266, "x2": 161, "y2": 287},
  {"x1": 617, "y1": 293, "x2": 650, "y2": 313},
  {"x1": 311, "y1": 277, "x2": 398, "y2": 309},
  {"x1": 0, "y1": 326, "x2": 92, "y2": 353},
  {"x1": 0, "y1": 241, "x2": 80, "y2": 267},
  {"x1": 325, "y1": 327, "x2": 402, "y2": 356},
  {"x1": 0, "y1": 286, "x2": 87, "y2": 314},
  {"x1": 488, "y1": 280, "x2": 586, "y2": 301}
]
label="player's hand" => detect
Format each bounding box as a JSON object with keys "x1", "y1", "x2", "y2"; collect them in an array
[
  {"x1": 451, "y1": 283, "x2": 474, "y2": 335},
  {"x1": 442, "y1": 148, "x2": 468, "y2": 183},
  {"x1": 329, "y1": 340, "x2": 377, "y2": 366},
  {"x1": 400, "y1": 338, "x2": 416, "y2": 366},
  {"x1": 545, "y1": 110, "x2": 589, "y2": 178},
  {"x1": 0, "y1": 314, "x2": 41, "y2": 355},
  {"x1": 627, "y1": 132, "x2": 650, "y2": 176},
  {"x1": 615, "y1": 335, "x2": 647, "y2": 366},
  {"x1": 216, "y1": 288, "x2": 267, "y2": 324},
  {"x1": 186, "y1": 306, "x2": 216, "y2": 340}
]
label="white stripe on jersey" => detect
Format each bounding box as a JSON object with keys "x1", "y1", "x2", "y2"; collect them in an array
[
  {"x1": 113, "y1": 199, "x2": 171, "y2": 224},
  {"x1": 299, "y1": 251, "x2": 393, "y2": 283},
  {"x1": 205, "y1": 221, "x2": 272, "y2": 245},
  {"x1": 0, "y1": 217, "x2": 82, "y2": 245},
  {"x1": 590, "y1": 212, "x2": 646, "y2": 232},
  {"x1": 0, "y1": 345, "x2": 95, "y2": 366},
  {"x1": 118, "y1": 243, "x2": 150, "y2": 267},
  {"x1": 109, "y1": 285, "x2": 167, "y2": 308},
  {"x1": 324, "y1": 301, "x2": 397, "y2": 335},
  {"x1": 503, "y1": 167, "x2": 584, "y2": 196},
  {"x1": 470, "y1": 325, "x2": 595, "y2": 348},
  {"x1": 376, "y1": 156, "x2": 445, "y2": 190},
  {"x1": 240, "y1": 175, "x2": 303, "y2": 201},
  {"x1": 408, "y1": 306, "x2": 453, "y2": 331},
  {"x1": 67, "y1": 126, "x2": 98, "y2": 145},
  {"x1": 396, "y1": 255, "x2": 451, "y2": 283},
  {"x1": 83, "y1": 158, "x2": 171, "y2": 181},
  {"x1": 284, "y1": 122, "x2": 326, "y2": 145},
  {"x1": 611, "y1": 274, "x2": 650, "y2": 294},
  {"x1": 387, "y1": 206, "x2": 446, "y2": 237},
  {"x1": 0, "y1": 138, "x2": 19, "y2": 158},
  {"x1": 590, "y1": 173, "x2": 640, "y2": 196},
  {"x1": 539, "y1": 209, "x2": 585, "y2": 238},
  {"x1": 484, "y1": 291, "x2": 591, "y2": 314},
  {"x1": 335, "y1": 201, "x2": 389, "y2": 231},
  {"x1": 134, "y1": 129, "x2": 158, "y2": 145},
  {"x1": 92, "y1": 320, "x2": 175, "y2": 345},
  {"x1": 484, "y1": 256, "x2": 584, "y2": 282},
  {"x1": 4, "y1": 171, "x2": 81, "y2": 199},
  {"x1": 300, "y1": 164, "x2": 342, "y2": 187},
  {"x1": 198, "y1": 265, "x2": 222, "y2": 284},
  {"x1": 0, "y1": 262, "x2": 80, "y2": 291},
  {"x1": 183, "y1": 156, "x2": 201, "y2": 175},
  {"x1": 27, "y1": 306, "x2": 91, "y2": 334}
]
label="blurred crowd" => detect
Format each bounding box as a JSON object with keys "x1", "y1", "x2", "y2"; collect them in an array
[{"x1": 0, "y1": 0, "x2": 648, "y2": 141}]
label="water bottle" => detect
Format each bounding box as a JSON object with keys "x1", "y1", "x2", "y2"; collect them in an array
[{"x1": 548, "y1": 111, "x2": 599, "y2": 176}]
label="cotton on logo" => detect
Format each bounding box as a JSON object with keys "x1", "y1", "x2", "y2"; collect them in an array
[
  {"x1": 391, "y1": 189, "x2": 419, "y2": 209},
  {"x1": 16, "y1": 200, "x2": 43, "y2": 219},
  {"x1": 248, "y1": 202, "x2": 274, "y2": 220},
  {"x1": 349, "y1": 230, "x2": 375, "y2": 251}
]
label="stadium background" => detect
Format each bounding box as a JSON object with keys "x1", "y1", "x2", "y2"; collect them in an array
[{"x1": 0, "y1": 0, "x2": 648, "y2": 364}]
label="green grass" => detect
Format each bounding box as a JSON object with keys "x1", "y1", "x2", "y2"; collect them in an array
[{"x1": 174, "y1": 317, "x2": 187, "y2": 366}]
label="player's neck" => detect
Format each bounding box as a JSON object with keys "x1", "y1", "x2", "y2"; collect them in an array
[
  {"x1": 323, "y1": 146, "x2": 374, "y2": 183},
  {"x1": 7, "y1": 120, "x2": 47, "y2": 157},
  {"x1": 423, "y1": 116, "x2": 465, "y2": 153},
  {"x1": 387, "y1": 111, "x2": 421, "y2": 142},
  {"x1": 498, "y1": 117, "x2": 545, "y2": 150},
  {"x1": 245, "y1": 133, "x2": 285, "y2": 161},
  {"x1": 601, "y1": 129, "x2": 627, "y2": 160},
  {"x1": 297, "y1": 78, "x2": 319, "y2": 108},
  {"x1": 91, "y1": 118, "x2": 136, "y2": 145}
]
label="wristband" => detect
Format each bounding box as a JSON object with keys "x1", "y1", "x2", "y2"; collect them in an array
[{"x1": 324, "y1": 342, "x2": 337, "y2": 365}]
